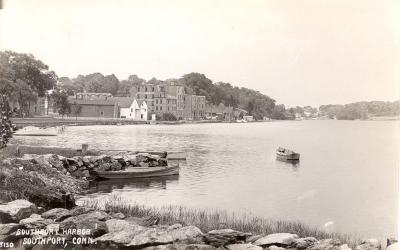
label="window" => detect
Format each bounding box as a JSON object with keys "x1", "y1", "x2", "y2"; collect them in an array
[
  {"x1": 152, "y1": 87, "x2": 154, "y2": 91},
  {"x1": 160, "y1": 99, "x2": 163, "y2": 104},
  {"x1": 152, "y1": 94, "x2": 154, "y2": 98},
  {"x1": 160, "y1": 106, "x2": 162, "y2": 110},
  {"x1": 145, "y1": 94, "x2": 147, "y2": 99},
  {"x1": 168, "y1": 107, "x2": 169, "y2": 111},
  {"x1": 145, "y1": 87, "x2": 148, "y2": 92},
  {"x1": 131, "y1": 108, "x2": 133, "y2": 112},
  {"x1": 156, "y1": 99, "x2": 158, "y2": 104},
  {"x1": 156, "y1": 106, "x2": 158, "y2": 110}
]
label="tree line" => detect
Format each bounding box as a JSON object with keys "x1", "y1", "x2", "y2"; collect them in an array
[
  {"x1": 319, "y1": 101, "x2": 400, "y2": 120},
  {"x1": 1, "y1": 50, "x2": 398, "y2": 120}
]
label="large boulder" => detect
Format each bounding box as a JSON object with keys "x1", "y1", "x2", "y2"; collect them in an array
[
  {"x1": 95, "y1": 219, "x2": 146, "y2": 246},
  {"x1": 291, "y1": 237, "x2": 318, "y2": 249},
  {"x1": 226, "y1": 243, "x2": 263, "y2": 250},
  {"x1": 41, "y1": 208, "x2": 72, "y2": 222},
  {"x1": 309, "y1": 239, "x2": 344, "y2": 250},
  {"x1": 0, "y1": 223, "x2": 21, "y2": 235},
  {"x1": 60, "y1": 211, "x2": 109, "y2": 237},
  {"x1": 143, "y1": 244, "x2": 216, "y2": 250},
  {"x1": 19, "y1": 214, "x2": 53, "y2": 229},
  {"x1": 0, "y1": 199, "x2": 38, "y2": 223},
  {"x1": 356, "y1": 239, "x2": 381, "y2": 250},
  {"x1": 253, "y1": 233, "x2": 298, "y2": 247},
  {"x1": 125, "y1": 225, "x2": 204, "y2": 248},
  {"x1": 204, "y1": 229, "x2": 252, "y2": 247}
]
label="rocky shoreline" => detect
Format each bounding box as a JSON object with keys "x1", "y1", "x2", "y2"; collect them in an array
[
  {"x1": 0, "y1": 152, "x2": 397, "y2": 250},
  {"x1": 1, "y1": 199, "x2": 396, "y2": 250}
]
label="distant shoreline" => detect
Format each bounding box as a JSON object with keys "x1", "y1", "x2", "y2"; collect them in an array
[{"x1": 10, "y1": 116, "x2": 399, "y2": 128}]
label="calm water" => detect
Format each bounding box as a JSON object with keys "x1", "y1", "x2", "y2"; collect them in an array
[{"x1": 12, "y1": 120, "x2": 398, "y2": 238}]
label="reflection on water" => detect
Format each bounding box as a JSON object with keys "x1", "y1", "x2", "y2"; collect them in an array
[
  {"x1": 12, "y1": 121, "x2": 399, "y2": 238},
  {"x1": 86, "y1": 175, "x2": 179, "y2": 194}
]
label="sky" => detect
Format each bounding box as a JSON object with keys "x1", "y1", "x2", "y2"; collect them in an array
[{"x1": 0, "y1": 0, "x2": 399, "y2": 107}]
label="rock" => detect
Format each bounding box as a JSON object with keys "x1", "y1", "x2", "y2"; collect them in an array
[
  {"x1": 61, "y1": 211, "x2": 109, "y2": 237},
  {"x1": 41, "y1": 208, "x2": 72, "y2": 221},
  {"x1": 168, "y1": 224, "x2": 183, "y2": 230},
  {"x1": 356, "y1": 239, "x2": 381, "y2": 250},
  {"x1": 268, "y1": 246, "x2": 286, "y2": 250},
  {"x1": 68, "y1": 206, "x2": 95, "y2": 217},
  {"x1": 168, "y1": 226, "x2": 204, "y2": 243},
  {"x1": 61, "y1": 218, "x2": 107, "y2": 237},
  {"x1": 110, "y1": 162, "x2": 122, "y2": 171},
  {"x1": 158, "y1": 158, "x2": 168, "y2": 166},
  {"x1": 0, "y1": 223, "x2": 21, "y2": 234},
  {"x1": 67, "y1": 165, "x2": 77, "y2": 172},
  {"x1": 126, "y1": 225, "x2": 204, "y2": 248},
  {"x1": 139, "y1": 162, "x2": 149, "y2": 168},
  {"x1": 340, "y1": 244, "x2": 353, "y2": 250},
  {"x1": 95, "y1": 219, "x2": 146, "y2": 245},
  {"x1": 387, "y1": 243, "x2": 398, "y2": 250},
  {"x1": 205, "y1": 229, "x2": 252, "y2": 247},
  {"x1": 143, "y1": 244, "x2": 216, "y2": 250},
  {"x1": 226, "y1": 243, "x2": 263, "y2": 250},
  {"x1": 0, "y1": 199, "x2": 38, "y2": 223},
  {"x1": 136, "y1": 154, "x2": 149, "y2": 163},
  {"x1": 292, "y1": 237, "x2": 318, "y2": 249},
  {"x1": 110, "y1": 212, "x2": 125, "y2": 219},
  {"x1": 245, "y1": 235, "x2": 264, "y2": 243},
  {"x1": 149, "y1": 161, "x2": 160, "y2": 167},
  {"x1": 19, "y1": 214, "x2": 53, "y2": 229},
  {"x1": 253, "y1": 233, "x2": 298, "y2": 247},
  {"x1": 99, "y1": 163, "x2": 111, "y2": 171},
  {"x1": 309, "y1": 239, "x2": 343, "y2": 250},
  {"x1": 66, "y1": 158, "x2": 78, "y2": 165},
  {"x1": 62, "y1": 210, "x2": 109, "y2": 224}
]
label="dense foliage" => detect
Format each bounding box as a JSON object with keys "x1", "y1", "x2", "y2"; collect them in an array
[
  {"x1": 179, "y1": 73, "x2": 277, "y2": 119},
  {"x1": 0, "y1": 51, "x2": 57, "y2": 115},
  {"x1": 59, "y1": 72, "x2": 284, "y2": 120},
  {"x1": 0, "y1": 95, "x2": 13, "y2": 148},
  {"x1": 51, "y1": 91, "x2": 71, "y2": 117},
  {"x1": 319, "y1": 101, "x2": 400, "y2": 120}
]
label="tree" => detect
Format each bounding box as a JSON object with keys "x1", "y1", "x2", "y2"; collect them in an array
[
  {"x1": 51, "y1": 91, "x2": 71, "y2": 117},
  {"x1": 0, "y1": 51, "x2": 57, "y2": 97},
  {"x1": 0, "y1": 95, "x2": 13, "y2": 148},
  {"x1": 71, "y1": 102, "x2": 82, "y2": 120}
]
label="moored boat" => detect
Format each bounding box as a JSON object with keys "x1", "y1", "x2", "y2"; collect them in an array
[
  {"x1": 276, "y1": 147, "x2": 300, "y2": 161},
  {"x1": 95, "y1": 163, "x2": 179, "y2": 179}
]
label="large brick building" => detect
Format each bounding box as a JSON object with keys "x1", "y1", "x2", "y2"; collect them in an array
[
  {"x1": 183, "y1": 95, "x2": 206, "y2": 120},
  {"x1": 129, "y1": 82, "x2": 206, "y2": 120}
]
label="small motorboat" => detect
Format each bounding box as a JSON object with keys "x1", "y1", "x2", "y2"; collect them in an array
[
  {"x1": 276, "y1": 147, "x2": 300, "y2": 161},
  {"x1": 95, "y1": 163, "x2": 179, "y2": 179}
]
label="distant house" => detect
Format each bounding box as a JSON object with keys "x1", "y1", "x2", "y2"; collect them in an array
[
  {"x1": 119, "y1": 98, "x2": 148, "y2": 120},
  {"x1": 68, "y1": 97, "x2": 118, "y2": 118},
  {"x1": 68, "y1": 95, "x2": 147, "y2": 120}
]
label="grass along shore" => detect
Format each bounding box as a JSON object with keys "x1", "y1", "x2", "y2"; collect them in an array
[{"x1": 82, "y1": 196, "x2": 362, "y2": 248}]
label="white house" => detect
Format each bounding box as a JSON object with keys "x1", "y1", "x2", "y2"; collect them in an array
[{"x1": 119, "y1": 98, "x2": 148, "y2": 121}]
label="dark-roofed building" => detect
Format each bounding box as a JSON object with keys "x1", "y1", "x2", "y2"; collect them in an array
[{"x1": 68, "y1": 97, "x2": 118, "y2": 118}]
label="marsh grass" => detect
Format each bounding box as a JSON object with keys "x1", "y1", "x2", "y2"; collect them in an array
[{"x1": 83, "y1": 195, "x2": 361, "y2": 247}]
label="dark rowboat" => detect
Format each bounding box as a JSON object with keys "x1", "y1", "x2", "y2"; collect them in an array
[
  {"x1": 276, "y1": 147, "x2": 300, "y2": 161},
  {"x1": 95, "y1": 164, "x2": 179, "y2": 179}
]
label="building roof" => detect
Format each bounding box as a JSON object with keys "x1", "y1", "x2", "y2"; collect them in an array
[
  {"x1": 68, "y1": 96, "x2": 136, "y2": 108},
  {"x1": 111, "y1": 97, "x2": 135, "y2": 108},
  {"x1": 68, "y1": 97, "x2": 116, "y2": 106}
]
